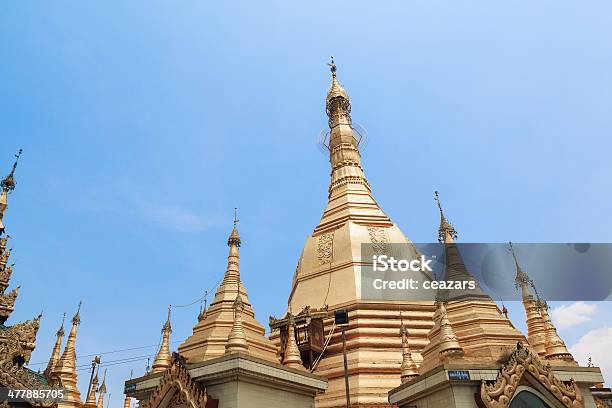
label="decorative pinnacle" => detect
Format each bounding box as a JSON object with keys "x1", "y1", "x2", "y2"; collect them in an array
[
  {"x1": 434, "y1": 191, "x2": 457, "y2": 243},
  {"x1": 327, "y1": 56, "x2": 337, "y2": 77},
  {"x1": 228, "y1": 208, "x2": 241, "y2": 247},
  {"x1": 509, "y1": 242, "x2": 534, "y2": 290},
  {"x1": 1, "y1": 149, "x2": 23, "y2": 193},
  {"x1": 57, "y1": 312, "x2": 66, "y2": 336},
  {"x1": 164, "y1": 305, "x2": 172, "y2": 331},
  {"x1": 72, "y1": 301, "x2": 82, "y2": 325}
]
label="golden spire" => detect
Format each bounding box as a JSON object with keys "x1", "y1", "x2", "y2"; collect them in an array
[
  {"x1": 436, "y1": 302, "x2": 464, "y2": 358},
  {"x1": 44, "y1": 312, "x2": 66, "y2": 378},
  {"x1": 85, "y1": 369, "x2": 99, "y2": 407},
  {"x1": 97, "y1": 370, "x2": 107, "y2": 408},
  {"x1": 151, "y1": 305, "x2": 172, "y2": 373},
  {"x1": 399, "y1": 316, "x2": 418, "y2": 383},
  {"x1": 434, "y1": 191, "x2": 457, "y2": 243},
  {"x1": 0, "y1": 149, "x2": 22, "y2": 235},
  {"x1": 537, "y1": 299, "x2": 576, "y2": 364},
  {"x1": 123, "y1": 395, "x2": 132, "y2": 408},
  {"x1": 509, "y1": 243, "x2": 547, "y2": 357},
  {"x1": 321, "y1": 57, "x2": 375, "y2": 203},
  {"x1": 433, "y1": 191, "x2": 487, "y2": 302},
  {"x1": 225, "y1": 294, "x2": 249, "y2": 354},
  {"x1": 510, "y1": 242, "x2": 534, "y2": 298},
  {"x1": 282, "y1": 314, "x2": 304, "y2": 369},
  {"x1": 205, "y1": 210, "x2": 253, "y2": 309},
  {"x1": 51, "y1": 301, "x2": 83, "y2": 405}
]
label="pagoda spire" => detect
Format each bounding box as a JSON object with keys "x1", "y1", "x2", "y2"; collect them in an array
[
  {"x1": 0, "y1": 149, "x2": 22, "y2": 235},
  {"x1": 399, "y1": 317, "x2": 418, "y2": 383},
  {"x1": 225, "y1": 294, "x2": 249, "y2": 354},
  {"x1": 433, "y1": 191, "x2": 487, "y2": 301},
  {"x1": 208, "y1": 210, "x2": 253, "y2": 308},
  {"x1": 151, "y1": 305, "x2": 172, "y2": 373},
  {"x1": 44, "y1": 312, "x2": 66, "y2": 378},
  {"x1": 434, "y1": 191, "x2": 457, "y2": 244},
  {"x1": 123, "y1": 395, "x2": 132, "y2": 408},
  {"x1": 537, "y1": 299, "x2": 576, "y2": 364},
  {"x1": 84, "y1": 369, "x2": 99, "y2": 408},
  {"x1": 323, "y1": 58, "x2": 372, "y2": 200},
  {"x1": 51, "y1": 301, "x2": 83, "y2": 406},
  {"x1": 509, "y1": 243, "x2": 547, "y2": 357},
  {"x1": 282, "y1": 314, "x2": 304, "y2": 370},
  {"x1": 97, "y1": 370, "x2": 107, "y2": 408},
  {"x1": 310, "y1": 59, "x2": 392, "y2": 235}
]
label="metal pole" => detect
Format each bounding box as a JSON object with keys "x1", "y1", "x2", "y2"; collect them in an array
[
  {"x1": 342, "y1": 327, "x2": 350, "y2": 408},
  {"x1": 86, "y1": 356, "x2": 99, "y2": 400}
]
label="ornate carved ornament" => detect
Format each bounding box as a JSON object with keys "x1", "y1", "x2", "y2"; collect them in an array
[
  {"x1": 144, "y1": 353, "x2": 210, "y2": 408},
  {"x1": 0, "y1": 360, "x2": 56, "y2": 407},
  {"x1": 367, "y1": 226, "x2": 389, "y2": 256},
  {"x1": 480, "y1": 343, "x2": 584, "y2": 408},
  {"x1": 0, "y1": 286, "x2": 20, "y2": 322},
  {"x1": 316, "y1": 232, "x2": 334, "y2": 265},
  {"x1": 0, "y1": 315, "x2": 41, "y2": 366},
  {"x1": 0, "y1": 264, "x2": 13, "y2": 291}
]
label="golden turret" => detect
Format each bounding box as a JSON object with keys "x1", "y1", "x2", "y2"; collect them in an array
[
  {"x1": 84, "y1": 370, "x2": 99, "y2": 408},
  {"x1": 436, "y1": 301, "x2": 464, "y2": 358},
  {"x1": 151, "y1": 306, "x2": 172, "y2": 373},
  {"x1": 51, "y1": 302, "x2": 83, "y2": 407},
  {"x1": 225, "y1": 294, "x2": 249, "y2": 354},
  {"x1": 510, "y1": 242, "x2": 548, "y2": 357},
  {"x1": 538, "y1": 299, "x2": 576, "y2": 364},
  {"x1": 434, "y1": 191, "x2": 488, "y2": 301},
  {"x1": 0, "y1": 149, "x2": 22, "y2": 235},
  {"x1": 97, "y1": 370, "x2": 107, "y2": 408},
  {"x1": 179, "y1": 214, "x2": 278, "y2": 362},
  {"x1": 400, "y1": 319, "x2": 418, "y2": 383},
  {"x1": 44, "y1": 313, "x2": 66, "y2": 378},
  {"x1": 282, "y1": 314, "x2": 304, "y2": 370}
]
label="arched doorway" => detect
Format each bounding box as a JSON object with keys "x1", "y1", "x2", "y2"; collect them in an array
[{"x1": 509, "y1": 390, "x2": 553, "y2": 408}]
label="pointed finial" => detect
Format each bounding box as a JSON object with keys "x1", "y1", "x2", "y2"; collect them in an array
[
  {"x1": 228, "y1": 209, "x2": 241, "y2": 247},
  {"x1": 57, "y1": 312, "x2": 66, "y2": 335},
  {"x1": 434, "y1": 191, "x2": 443, "y2": 216},
  {"x1": 164, "y1": 304, "x2": 172, "y2": 330},
  {"x1": 72, "y1": 301, "x2": 82, "y2": 325},
  {"x1": 509, "y1": 242, "x2": 534, "y2": 290},
  {"x1": 328, "y1": 56, "x2": 337, "y2": 77},
  {"x1": 434, "y1": 191, "x2": 457, "y2": 243},
  {"x1": 1, "y1": 149, "x2": 22, "y2": 193},
  {"x1": 198, "y1": 291, "x2": 208, "y2": 322}
]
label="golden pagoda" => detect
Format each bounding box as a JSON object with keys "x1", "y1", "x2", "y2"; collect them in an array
[
  {"x1": 271, "y1": 59, "x2": 438, "y2": 408},
  {"x1": 178, "y1": 212, "x2": 278, "y2": 362}
]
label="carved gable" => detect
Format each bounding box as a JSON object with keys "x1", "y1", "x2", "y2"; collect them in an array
[
  {"x1": 145, "y1": 353, "x2": 216, "y2": 408},
  {"x1": 480, "y1": 343, "x2": 584, "y2": 408}
]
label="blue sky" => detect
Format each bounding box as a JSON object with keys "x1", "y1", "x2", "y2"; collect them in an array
[{"x1": 1, "y1": 1, "x2": 611, "y2": 405}]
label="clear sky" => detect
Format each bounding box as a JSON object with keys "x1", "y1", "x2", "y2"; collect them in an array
[{"x1": 1, "y1": 1, "x2": 611, "y2": 405}]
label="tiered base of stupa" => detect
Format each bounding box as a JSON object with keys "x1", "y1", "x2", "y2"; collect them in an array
[{"x1": 273, "y1": 300, "x2": 435, "y2": 408}]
